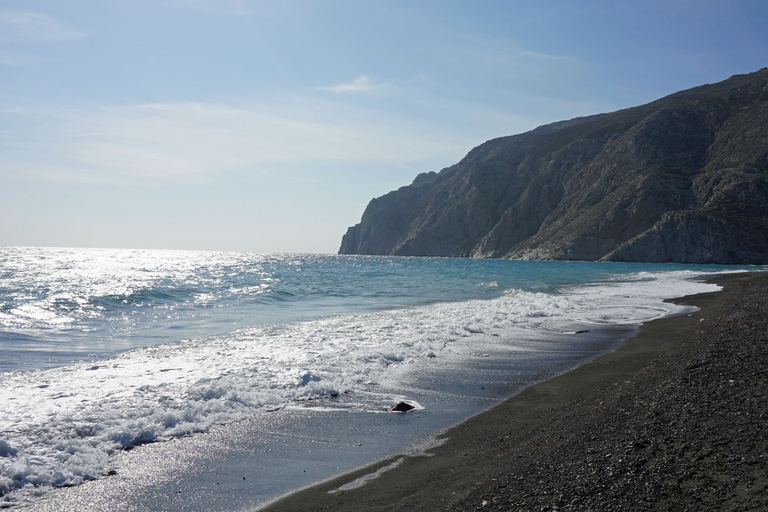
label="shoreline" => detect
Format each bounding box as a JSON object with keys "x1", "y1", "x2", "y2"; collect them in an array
[
  {"x1": 26, "y1": 286, "x2": 641, "y2": 512},
  {"x1": 261, "y1": 271, "x2": 768, "y2": 511}
]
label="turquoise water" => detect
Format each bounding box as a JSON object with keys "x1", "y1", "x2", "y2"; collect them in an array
[
  {"x1": 0, "y1": 247, "x2": 752, "y2": 507},
  {"x1": 0, "y1": 247, "x2": 744, "y2": 372}
]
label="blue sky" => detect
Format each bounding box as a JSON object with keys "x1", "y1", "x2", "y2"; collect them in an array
[{"x1": 1, "y1": 0, "x2": 766, "y2": 253}]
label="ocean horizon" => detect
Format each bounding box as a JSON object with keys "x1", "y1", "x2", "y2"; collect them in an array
[{"x1": 0, "y1": 246, "x2": 754, "y2": 509}]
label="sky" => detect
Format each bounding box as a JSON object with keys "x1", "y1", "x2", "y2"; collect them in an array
[{"x1": 1, "y1": 1, "x2": 766, "y2": 254}]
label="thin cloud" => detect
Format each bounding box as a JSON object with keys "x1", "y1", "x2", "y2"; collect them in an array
[
  {"x1": 517, "y1": 48, "x2": 580, "y2": 64},
  {"x1": 163, "y1": 0, "x2": 256, "y2": 26},
  {"x1": 0, "y1": 95, "x2": 475, "y2": 187},
  {"x1": 0, "y1": 11, "x2": 86, "y2": 44},
  {"x1": 320, "y1": 76, "x2": 388, "y2": 94},
  {"x1": 471, "y1": 39, "x2": 579, "y2": 71},
  {"x1": 433, "y1": 29, "x2": 580, "y2": 76},
  {"x1": 0, "y1": 51, "x2": 23, "y2": 67}
]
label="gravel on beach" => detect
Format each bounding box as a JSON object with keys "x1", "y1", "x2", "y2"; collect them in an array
[
  {"x1": 453, "y1": 272, "x2": 768, "y2": 511},
  {"x1": 263, "y1": 272, "x2": 768, "y2": 512}
]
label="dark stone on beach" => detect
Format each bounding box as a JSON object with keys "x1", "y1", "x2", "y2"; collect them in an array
[
  {"x1": 388, "y1": 402, "x2": 416, "y2": 413},
  {"x1": 339, "y1": 68, "x2": 768, "y2": 264},
  {"x1": 443, "y1": 272, "x2": 768, "y2": 511},
  {"x1": 260, "y1": 273, "x2": 768, "y2": 512}
]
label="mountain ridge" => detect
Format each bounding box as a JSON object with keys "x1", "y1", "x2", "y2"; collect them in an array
[{"x1": 339, "y1": 69, "x2": 768, "y2": 264}]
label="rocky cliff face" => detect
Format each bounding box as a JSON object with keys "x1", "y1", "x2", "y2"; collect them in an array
[{"x1": 339, "y1": 69, "x2": 768, "y2": 264}]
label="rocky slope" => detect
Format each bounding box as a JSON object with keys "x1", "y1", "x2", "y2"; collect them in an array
[{"x1": 339, "y1": 69, "x2": 768, "y2": 264}]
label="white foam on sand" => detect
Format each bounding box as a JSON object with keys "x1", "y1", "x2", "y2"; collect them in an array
[{"x1": 332, "y1": 458, "x2": 406, "y2": 492}]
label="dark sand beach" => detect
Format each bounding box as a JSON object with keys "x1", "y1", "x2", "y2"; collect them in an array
[{"x1": 264, "y1": 272, "x2": 768, "y2": 511}]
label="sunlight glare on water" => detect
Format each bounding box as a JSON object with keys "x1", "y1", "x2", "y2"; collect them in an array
[{"x1": 0, "y1": 247, "x2": 748, "y2": 507}]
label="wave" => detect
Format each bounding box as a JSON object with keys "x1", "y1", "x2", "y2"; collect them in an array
[{"x1": 0, "y1": 271, "x2": 721, "y2": 505}]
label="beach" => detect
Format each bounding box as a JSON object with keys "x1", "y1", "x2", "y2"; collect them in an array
[
  {"x1": 264, "y1": 271, "x2": 768, "y2": 511},
  {"x1": 9, "y1": 263, "x2": 760, "y2": 512}
]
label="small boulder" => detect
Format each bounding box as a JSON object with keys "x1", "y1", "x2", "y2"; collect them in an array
[{"x1": 388, "y1": 401, "x2": 415, "y2": 413}]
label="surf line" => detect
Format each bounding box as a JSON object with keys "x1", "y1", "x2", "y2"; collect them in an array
[{"x1": 330, "y1": 457, "x2": 406, "y2": 493}]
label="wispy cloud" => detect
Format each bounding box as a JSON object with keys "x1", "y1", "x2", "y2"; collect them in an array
[
  {"x1": 0, "y1": 11, "x2": 86, "y2": 44},
  {"x1": 163, "y1": 0, "x2": 256, "y2": 26},
  {"x1": 434, "y1": 29, "x2": 580, "y2": 77},
  {"x1": 0, "y1": 93, "x2": 484, "y2": 187},
  {"x1": 320, "y1": 76, "x2": 389, "y2": 94},
  {"x1": 0, "y1": 51, "x2": 23, "y2": 67}
]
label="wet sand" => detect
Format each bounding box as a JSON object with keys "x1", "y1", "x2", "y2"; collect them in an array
[
  {"x1": 262, "y1": 272, "x2": 768, "y2": 511},
  {"x1": 28, "y1": 298, "x2": 633, "y2": 512}
]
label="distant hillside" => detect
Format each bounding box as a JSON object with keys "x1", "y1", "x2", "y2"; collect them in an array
[{"x1": 339, "y1": 69, "x2": 768, "y2": 264}]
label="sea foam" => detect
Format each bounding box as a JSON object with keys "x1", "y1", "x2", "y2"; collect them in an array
[{"x1": 0, "y1": 269, "x2": 723, "y2": 505}]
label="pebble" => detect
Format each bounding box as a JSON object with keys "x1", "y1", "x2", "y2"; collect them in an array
[{"x1": 444, "y1": 273, "x2": 768, "y2": 511}]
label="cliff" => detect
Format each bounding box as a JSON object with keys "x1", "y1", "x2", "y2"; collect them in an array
[{"x1": 339, "y1": 69, "x2": 768, "y2": 264}]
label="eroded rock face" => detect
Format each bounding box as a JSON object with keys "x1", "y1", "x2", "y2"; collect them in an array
[{"x1": 339, "y1": 69, "x2": 768, "y2": 264}]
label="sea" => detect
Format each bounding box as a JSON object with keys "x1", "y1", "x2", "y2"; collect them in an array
[{"x1": 0, "y1": 247, "x2": 752, "y2": 509}]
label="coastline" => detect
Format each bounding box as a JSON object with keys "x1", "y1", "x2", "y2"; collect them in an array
[{"x1": 261, "y1": 271, "x2": 768, "y2": 511}]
